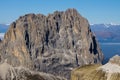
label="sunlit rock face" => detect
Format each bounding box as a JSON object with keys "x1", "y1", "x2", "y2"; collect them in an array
[
  {"x1": 71, "y1": 55, "x2": 120, "y2": 80},
  {"x1": 0, "y1": 9, "x2": 103, "y2": 79}
]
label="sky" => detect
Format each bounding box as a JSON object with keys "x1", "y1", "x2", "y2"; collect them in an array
[{"x1": 0, "y1": 0, "x2": 120, "y2": 24}]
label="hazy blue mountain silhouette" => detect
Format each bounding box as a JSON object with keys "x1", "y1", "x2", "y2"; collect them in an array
[
  {"x1": 0, "y1": 24, "x2": 9, "y2": 33},
  {"x1": 91, "y1": 24, "x2": 120, "y2": 42},
  {"x1": 0, "y1": 24, "x2": 9, "y2": 39}
]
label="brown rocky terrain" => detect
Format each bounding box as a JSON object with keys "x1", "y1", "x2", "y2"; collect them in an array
[
  {"x1": 0, "y1": 9, "x2": 103, "y2": 79},
  {"x1": 0, "y1": 61, "x2": 66, "y2": 80},
  {"x1": 71, "y1": 55, "x2": 120, "y2": 80}
]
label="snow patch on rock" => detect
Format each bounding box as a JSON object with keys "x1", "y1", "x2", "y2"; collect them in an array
[{"x1": 98, "y1": 63, "x2": 120, "y2": 73}]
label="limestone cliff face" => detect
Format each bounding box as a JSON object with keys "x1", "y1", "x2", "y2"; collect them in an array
[
  {"x1": 71, "y1": 55, "x2": 120, "y2": 80},
  {"x1": 0, "y1": 9, "x2": 103, "y2": 79}
]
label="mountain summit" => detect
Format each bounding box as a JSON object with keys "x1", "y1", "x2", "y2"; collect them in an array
[{"x1": 0, "y1": 9, "x2": 103, "y2": 79}]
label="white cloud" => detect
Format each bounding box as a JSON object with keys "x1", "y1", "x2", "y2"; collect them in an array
[
  {"x1": 0, "y1": 33, "x2": 5, "y2": 39},
  {"x1": 110, "y1": 22, "x2": 120, "y2": 26},
  {"x1": 5, "y1": 23, "x2": 10, "y2": 26}
]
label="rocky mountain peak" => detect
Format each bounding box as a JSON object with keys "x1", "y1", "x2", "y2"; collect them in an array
[
  {"x1": 65, "y1": 8, "x2": 80, "y2": 16},
  {"x1": 0, "y1": 8, "x2": 103, "y2": 79}
]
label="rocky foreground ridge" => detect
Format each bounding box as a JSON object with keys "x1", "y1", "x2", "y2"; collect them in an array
[
  {"x1": 0, "y1": 61, "x2": 66, "y2": 80},
  {"x1": 71, "y1": 55, "x2": 120, "y2": 80},
  {"x1": 0, "y1": 9, "x2": 103, "y2": 79}
]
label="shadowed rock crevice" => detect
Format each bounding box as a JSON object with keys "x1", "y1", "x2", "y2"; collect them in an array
[
  {"x1": 89, "y1": 36, "x2": 98, "y2": 55},
  {"x1": 56, "y1": 22, "x2": 59, "y2": 32},
  {"x1": 75, "y1": 54, "x2": 79, "y2": 66},
  {"x1": 12, "y1": 22, "x2": 16, "y2": 28},
  {"x1": 0, "y1": 39, "x2": 1, "y2": 42},
  {"x1": 92, "y1": 36, "x2": 98, "y2": 55},
  {"x1": 45, "y1": 30, "x2": 49, "y2": 45},
  {"x1": 25, "y1": 30, "x2": 30, "y2": 49},
  {"x1": 89, "y1": 43, "x2": 93, "y2": 53}
]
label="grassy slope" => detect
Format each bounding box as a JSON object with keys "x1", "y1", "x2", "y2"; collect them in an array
[
  {"x1": 71, "y1": 64, "x2": 109, "y2": 80},
  {"x1": 71, "y1": 64, "x2": 120, "y2": 80}
]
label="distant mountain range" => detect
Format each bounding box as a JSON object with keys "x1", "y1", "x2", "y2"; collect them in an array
[
  {"x1": 0, "y1": 24, "x2": 9, "y2": 39},
  {"x1": 90, "y1": 24, "x2": 120, "y2": 42},
  {"x1": 0, "y1": 24, "x2": 9, "y2": 32},
  {"x1": 1, "y1": 23, "x2": 120, "y2": 41}
]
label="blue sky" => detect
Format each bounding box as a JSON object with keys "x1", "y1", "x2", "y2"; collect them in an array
[{"x1": 0, "y1": 0, "x2": 120, "y2": 24}]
